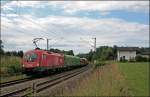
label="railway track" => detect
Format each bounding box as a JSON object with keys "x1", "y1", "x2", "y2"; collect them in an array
[
  {"x1": 0, "y1": 65, "x2": 90, "y2": 97},
  {"x1": 0, "y1": 77, "x2": 34, "y2": 88}
]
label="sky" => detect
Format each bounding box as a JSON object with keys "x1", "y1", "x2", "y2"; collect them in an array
[{"x1": 1, "y1": 1, "x2": 149, "y2": 54}]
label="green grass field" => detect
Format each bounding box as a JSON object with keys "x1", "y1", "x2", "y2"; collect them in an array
[
  {"x1": 62, "y1": 64, "x2": 129, "y2": 96},
  {"x1": 116, "y1": 62, "x2": 149, "y2": 96},
  {"x1": 62, "y1": 62, "x2": 149, "y2": 96},
  {"x1": 0, "y1": 55, "x2": 22, "y2": 77}
]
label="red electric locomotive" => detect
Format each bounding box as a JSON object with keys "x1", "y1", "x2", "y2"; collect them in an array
[
  {"x1": 23, "y1": 48, "x2": 88, "y2": 74},
  {"x1": 23, "y1": 49, "x2": 64, "y2": 73}
]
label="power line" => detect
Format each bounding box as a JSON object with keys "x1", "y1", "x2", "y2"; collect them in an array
[
  {"x1": 49, "y1": 37, "x2": 64, "y2": 48},
  {"x1": 3, "y1": 3, "x2": 60, "y2": 39},
  {"x1": 80, "y1": 37, "x2": 93, "y2": 46}
]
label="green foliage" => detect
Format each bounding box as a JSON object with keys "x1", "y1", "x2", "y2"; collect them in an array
[
  {"x1": 120, "y1": 57, "x2": 128, "y2": 62},
  {"x1": 1, "y1": 74, "x2": 27, "y2": 83},
  {"x1": 0, "y1": 40, "x2": 24, "y2": 57},
  {"x1": 77, "y1": 50, "x2": 94, "y2": 61},
  {"x1": 117, "y1": 62, "x2": 149, "y2": 96},
  {"x1": 136, "y1": 47, "x2": 149, "y2": 54},
  {"x1": 129, "y1": 58, "x2": 136, "y2": 62},
  {"x1": 0, "y1": 55, "x2": 22, "y2": 77},
  {"x1": 135, "y1": 56, "x2": 149, "y2": 62},
  {"x1": 49, "y1": 48, "x2": 74, "y2": 56},
  {"x1": 93, "y1": 46, "x2": 114, "y2": 61},
  {"x1": 94, "y1": 61, "x2": 108, "y2": 68},
  {"x1": 77, "y1": 46, "x2": 118, "y2": 62},
  {"x1": 78, "y1": 46, "x2": 149, "y2": 63},
  {"x1": 62, "y1": 64, "x2": 129, "y2": 96},
  {"x1": 0, "y1": 40, "x2": 4, "y2": 55},
  {"x1": 4, "y1": 50, "x2": 24, "y2": 57}
]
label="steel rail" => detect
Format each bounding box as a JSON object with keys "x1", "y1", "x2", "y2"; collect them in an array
[
  {"x1": 0, "y1": 77, "x2": 34, "y2": 88},
  {"x1": 0, "y1": 65, "x2": 90, "y2": 97},
  {"x1": 36, "y1": 66, "x2": 88, "y2": 93}
]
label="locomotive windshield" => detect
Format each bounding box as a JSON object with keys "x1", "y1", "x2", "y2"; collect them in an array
[{"x1": 24, "y1": 53, "x2": 37, "y2": 62}]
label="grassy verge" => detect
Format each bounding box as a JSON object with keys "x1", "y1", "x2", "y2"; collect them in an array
[
  {"x1": 0, "y1": 55, "x2": 22, "y2": 77},
  {"x1": 0, "y1": 74, "x2": 28, "y2": 83},
  {"x1": 62, "y1": 63, "x2": 130, "y2": 96},
  {"x1": 116, "y1": 62, "x2": 149, "y2": 96}
]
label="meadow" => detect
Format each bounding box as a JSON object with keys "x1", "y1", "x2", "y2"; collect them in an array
[
  {"x1": 62, "y1": 62, "x2": 149, "y2": 96},
  {"x1": 116, "y1": 62, "x2": 149, "y2": 96},
  {"x1": 0, "y1": 55, "x2": 22, "y2": 77},
  {"x1": 62, "y1": 63, "x2": 130, "y2": 96}
]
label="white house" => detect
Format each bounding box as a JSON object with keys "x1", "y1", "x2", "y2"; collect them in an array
[{"x1": 117, "y1": 47, "x2": 138, "y2": 61}]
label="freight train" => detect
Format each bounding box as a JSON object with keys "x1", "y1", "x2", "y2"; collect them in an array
[{"x1": 22, "y1": 49, "x2": 88, "y2": 74}]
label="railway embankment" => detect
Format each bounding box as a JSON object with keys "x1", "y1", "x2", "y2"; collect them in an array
[
  {"x1": 60, "y1": 63, "x2": 131, "y2": 96},
  {"x1": 0, "y1": 65, "x2": 91, "y2": 97},
  {"x1": 60, "y1": 62, "x2": 149, "y2": 96},
  {"x1": 37, "y1": 64, "x2": 93, "y2": 96}
]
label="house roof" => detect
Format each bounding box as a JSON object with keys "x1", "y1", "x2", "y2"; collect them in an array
[{"x1": 117, "y1": 47, "x2": 139, "y2": 51}]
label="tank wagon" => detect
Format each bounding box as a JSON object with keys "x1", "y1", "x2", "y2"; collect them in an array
[{"x1": 22, "y1": 49, "x2": 88, "y2": 74}]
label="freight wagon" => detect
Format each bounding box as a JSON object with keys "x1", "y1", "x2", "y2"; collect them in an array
[{"x1": 22, "y1": 49, "x2": 88, "y2": 74}]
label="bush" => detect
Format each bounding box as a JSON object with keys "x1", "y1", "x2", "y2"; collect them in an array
[
  {"x1": 135, "y1": 56, "x2": 149, "y2": 62},
  {"x1": 120, "y1": 57, "x2": 128, "y2": 62},
  {"x1": 8, "y1": 65, "x2": 22, "y2": 74},
  {"x1": 94, "y1": 61, "x2": 109, "y2": 68},
  {"x1": 0, "y1": 55, "x2": 22, "y2": 77},
  {"x1": 129, "y1": 58, "x2": 136, "y2": 62}
]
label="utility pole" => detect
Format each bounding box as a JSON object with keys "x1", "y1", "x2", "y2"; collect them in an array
[
  {"x1": 46, "y1": 38, "x2": 51, "y2": 50},
  {"x1": 92, "y1": 37, "x2": 96, "y2": 64},
  {"x1": 92, "y1": 37, "x2": 96, "y2": 52}
]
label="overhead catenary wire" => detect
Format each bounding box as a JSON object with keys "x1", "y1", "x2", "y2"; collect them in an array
[
  {"x1": 2, "y1": 1, "x2": 83, "y2": 49},
  {"x1": 3, "y1": 1, "x2": 61, "y2": 39}
]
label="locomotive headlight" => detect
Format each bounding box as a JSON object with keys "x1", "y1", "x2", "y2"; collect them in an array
[{"x1": 37, "y1": 63, "x2": 39, "y2": 66}]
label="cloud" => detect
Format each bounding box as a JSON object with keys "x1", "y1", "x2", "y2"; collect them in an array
[
  {"x1": 1, "y1": 13, "x2": 149, "y2": 54},
  {"x1": 2, "y1": 1, "x2": 149, "y2": 14},
  {"x1": 1, "y1": 1, "x2": 149, "y2": 54},
  {"x1": 49, "y1": 1, "x2": 149, "y2": 14}
]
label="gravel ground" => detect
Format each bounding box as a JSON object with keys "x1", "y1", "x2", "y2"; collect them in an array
[
  {"x1": 37, "y1": 65, "x2": 93, "y2": 96},
  {"x1": 0, "y1": 65, "x2": 92, "y2": 96}
]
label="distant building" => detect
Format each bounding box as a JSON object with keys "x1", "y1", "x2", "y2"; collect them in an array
[{"x1": 117, "y1": 47, "x2": 138, "y2": 61}]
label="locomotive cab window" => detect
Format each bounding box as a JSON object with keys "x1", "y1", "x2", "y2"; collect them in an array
[{"x1": 24, "y1": 53, "x2": 37, "y2": 62}]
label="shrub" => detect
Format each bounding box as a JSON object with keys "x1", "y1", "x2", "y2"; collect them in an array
[
  {"x1": 129, "y1": 58, "x2": 136, "y2": 62},
  {"x1": 94, "y1": 60, "x2": 109, "y2": 69},
  {"x1": 135, "y1": 56, "x2": 149, "y2": 62},
  {"x1": 120, "y1": 57, "x2": 127, "y2": 62},
  {"x1": 0, "y1": 55, "x2": 22, "y2": 77}
]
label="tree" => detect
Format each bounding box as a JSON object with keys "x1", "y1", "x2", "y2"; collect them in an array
[
  {"x1": 18, "y1": 51, "x2": 24, "y2": 57},
  {"x1": 88, "y1": 49, "x2": 94, "y2": 61},
  {"x1": 49, "y1": 48, "x2": 74, "y2": 56},
  {"x1": 0, "y1": 40, "x2": 4, "y2": 55},
  {"x1": 5, "y1": 51, "x2": 11, "y2": 56},
  {"x1": 67, "y1": 50, "x2": 74, "y2": 56},
  {"x1": 113, "y1": 45, "x2": 117, "y2": 60}
]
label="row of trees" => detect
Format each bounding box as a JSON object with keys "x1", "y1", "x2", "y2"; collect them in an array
[
  {"x1": 1, "y1": 39, "x2": 149, "y2": 61},
  {"x1": 77, "y1": 46, "x2": 117, "y2": 61},
  {"x1": 0, "y1": 40, "x2": 74, "y2": 57},
  {"x1": 0, "y1": 40, "x2": 24, "y2": 57},
  {"x1": 77, "y1": 45, "x2": 149, "y2": 62},
  {"x1": 48, "y1": 48, "x2": 74, "y2": 56}
]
